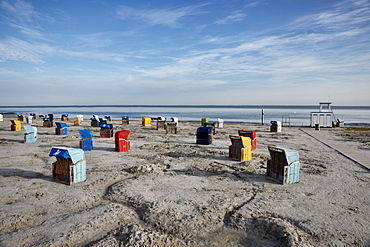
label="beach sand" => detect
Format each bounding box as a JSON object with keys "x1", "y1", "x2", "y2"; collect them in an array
[{"x1": 0, "y1": 118, "x2": 369, "y2": 246}]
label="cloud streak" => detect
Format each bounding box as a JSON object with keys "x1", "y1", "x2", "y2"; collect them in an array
[{"x1": 115, "y1": 3, "x2": 207, "y2": 28}]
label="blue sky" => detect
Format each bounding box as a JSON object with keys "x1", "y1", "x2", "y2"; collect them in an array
[{"x1": 0, "y1": 0, "x2": 369, "y2": 106}]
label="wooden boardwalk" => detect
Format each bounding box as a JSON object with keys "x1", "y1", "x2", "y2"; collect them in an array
[{"x1": 300, "y1": 128, "x2": 370, "y2": 171}]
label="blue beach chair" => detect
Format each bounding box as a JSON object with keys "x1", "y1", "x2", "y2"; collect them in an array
[
  {"x1": 79, "y1": 130, "x2": 93, "y2": 151},
  {"x1": 55, "y1": 122, "x2": 68, "y2": 135},
  {"x1": 196, "y1": 127, "x2": 213, "y2": 145},
  {"x1": 266, "y1": 146, "x2": 300, "y2": 185}
]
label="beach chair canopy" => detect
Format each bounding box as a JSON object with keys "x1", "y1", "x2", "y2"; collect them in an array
[
  {"x1": 11, "y1": 120, "x2": 21, "y2": 125},
  {"x1": 49, "y1": 147, "x2": 84, "y2": 164},
  {"x1": 268, "y1": 146, "x2": 299, "y2": 165},
  {"x1": 122, "y1": 116, "x2": 129, "y2": 119},
  {"x1": 79, "y1": 130, "x2": 93, "y2": 139},
  {"x1": 229, "y1": 135, "x2": 251, "y2": 148},
  {"x1": 197, "y1": 127, "x2": 213, "y2": 135},
  {"x1": 201, "y1": 117, "x2": 209, "y2": 124},
  {"x1": 99, "y1": 123, "x2": 113, "y2": 129},
  {"x1": 115, "y1": 130, "x2": 130, "y2": 140},
  {"x1": 56, "y1": 122, "x2": 67, "y2": 128},
  {"x1": 24, "y1": 125, "x2": 35, "y2": 133},
  {"x1": 270, "y1": 121, "x2": 282, "y2": 125},
  {"x1": 238, "y1": 130, "x2": 257, "y2": 139}
]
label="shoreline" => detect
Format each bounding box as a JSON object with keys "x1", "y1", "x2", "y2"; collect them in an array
[{"x1": 1, "y1": 116, "x2": 369, "y2": 128}]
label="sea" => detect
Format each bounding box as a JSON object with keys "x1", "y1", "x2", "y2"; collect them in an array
[{"x1": 0, "y1": 105, "x2": 369, "y2": 127}]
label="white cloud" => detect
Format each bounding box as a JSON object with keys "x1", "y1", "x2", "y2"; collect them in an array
[
  {"x1": 1, "y1": 0, "x2": 39, "y2": 23},
  {"x1": 33, "y1": 67, "x2": 44, "y2": 73},
  {"x1": 215, "y1": 12, "x2": 247, "y2": 25},
  {"x1": 0, "y1": 37, "x2": 46, "y2": 63},
  {"x1": 115, "y1": 3, "x2": 207, "y2": 27},
  {"x1": 290, "y1": 0, "x2": 370, "y2": 31}
]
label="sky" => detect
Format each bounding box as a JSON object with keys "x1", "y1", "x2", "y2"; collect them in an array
[{"x1": 0, "y1": 0, "x2": 369, "y2": 106}]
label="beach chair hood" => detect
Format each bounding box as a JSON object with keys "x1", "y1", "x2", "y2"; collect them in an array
[
  {"x1": 115, "y1": 130, "x2": 130, "y2": 140},
  {"x1": 79, "y1": 130, "x2": 93, "y2": 139},
  {"x1": 229, "y1": 135, "x2": 251, "y2": 148},
  {"x1": 56, "y1": 122, "x2": 67, "y2": 128},
  {"x1": 49, "y1": 147, "x2": 85, "y2": 164},
  {"x1": 24, "y1": 126, "x2": 35, "y2": 134},
  {"x1": 268, "y1": 146, "x2": 299, "y2": 165},
  {"x1": 99, "y1": 123, "x2": 113, "y2": 129}
]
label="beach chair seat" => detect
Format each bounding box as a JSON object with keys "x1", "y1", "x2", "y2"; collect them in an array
[
  {"x1": 270, "y1": 121, "x2": 282, "y2": 132},
  {"x1": 55, "y1": 122, "x2": 68, "y2": 135},
  {"x1": 229, "y1": 135, "x2": 252, "y2": 161},
  {"x1": 115, "y1": 130, "x2": 130, "y2": 152},
  {"x1": 49, "y1": 147, "x2": 86, "y2": 185},
  {"x1": 100, "y1": 123, "x2": 113, "y2": 138},
  {"x1": 165, "y1": 122, "x2": 178, "y2": 134},
  {"x1": 170, "y1": 117, "x2": 178, "y2": 126},
  {"x1": 74, "y1": 116, "x2": 83, "y2": 126},
  {"x1": 43, "y1": 118, "x2": 53, "y2": 127},
  {"x1": 122, "y1": 116, "x2": 129, "y2": 125},
  {"x1": 79, "y1": 130, "x2": 93, "y2": 151},
  {"x1": 142, "y1": 117, "x2": 151, "y2": 127},
  {"x1": 196, "y1": 127, "x2": 213, "y2": 145},
  {"x1": 10, "y1": 120, "x2": 21, "y2": 131},
  {"x1": 90, "y1": 117, "x2": 100, "y2": 127},
  {"x1": 157, "y1": 118, "x2": 166, "y2": 130},
  {"x1": 203, "y1": 122, "x2": 216, "y2": 135},
  {"x1": 24, "y1": 126, "x2": 37, "y2": 143},
  {"x1": 61, "y1": 114, "x2": 69, "y2": 121},
  {"x1": 26, "y1": 116, "x2": 33, "y2": 124},
  {"x1": 201, "y1": 117, "x2": 209, "y2": 126},
  {"x1": 266, "y1": 146, "x2": 300, "y2": 185},
  {"x1": 18, "y1": 115, "x2": 26, "y2": 121},
  {"x1": 238, "y1": 130, "x2": 257, "y2": 150},
  {"x1": 217, "y1": 118, "x2": 224, "y2": 128}
]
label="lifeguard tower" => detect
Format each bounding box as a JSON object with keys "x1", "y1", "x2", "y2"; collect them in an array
[{"x1": 310, "y1": 102, "x2": 335, "y2": 128}]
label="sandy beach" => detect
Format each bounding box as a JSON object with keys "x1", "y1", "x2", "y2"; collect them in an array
[{"x1": 0, "y1": 117, "x2": 369, "y2": 246}]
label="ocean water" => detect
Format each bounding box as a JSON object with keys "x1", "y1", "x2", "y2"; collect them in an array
[{"x1": 0, "y1": 105, "x2": 369, "y2": 126}]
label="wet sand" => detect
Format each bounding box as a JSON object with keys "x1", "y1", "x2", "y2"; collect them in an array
[{"x1": 0, "y1": 118, "x2": 369, "y2": 246}]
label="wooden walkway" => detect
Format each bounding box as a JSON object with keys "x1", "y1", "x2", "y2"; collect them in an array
[{"x1": 300, "y1": 128, "x2": 370, "y2": 171}]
